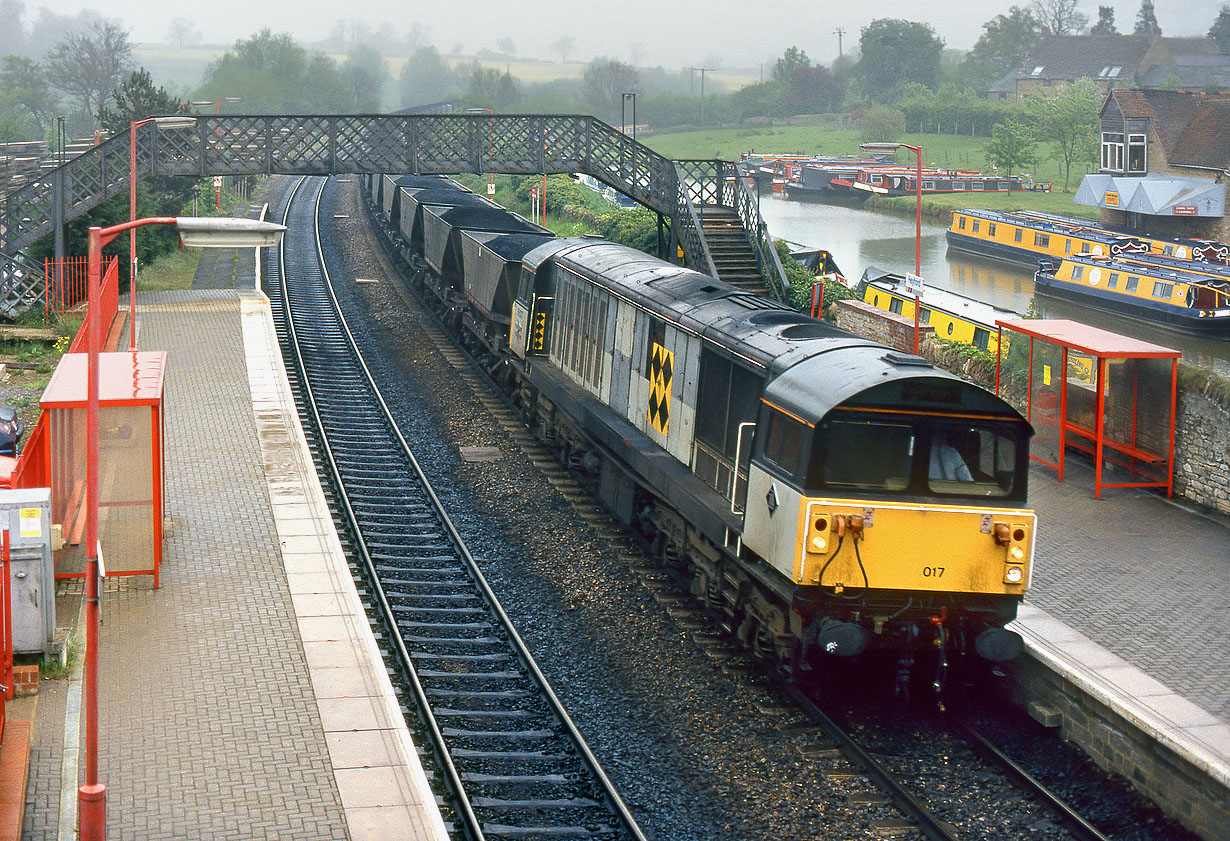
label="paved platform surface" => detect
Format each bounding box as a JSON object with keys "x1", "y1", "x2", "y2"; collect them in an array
[{"x1": 17, "y1": 232, "x2": 447, "y2": 839}]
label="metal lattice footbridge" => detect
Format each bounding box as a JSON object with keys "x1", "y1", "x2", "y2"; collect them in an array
[{"x1": 0, "y1": 114, "x2": 787, "y2": 317}]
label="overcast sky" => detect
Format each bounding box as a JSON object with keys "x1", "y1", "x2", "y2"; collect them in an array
[{"x1": 50, "y1": 0, "x2": 1219, "y2": 67}]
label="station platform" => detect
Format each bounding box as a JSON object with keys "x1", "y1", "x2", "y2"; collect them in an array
[
  {"x1": 5, "y1": 222, "x2": 1226, "y2": 839},
  {"x1": 12, "y1": 245, "x2": 449, "y2": 839}
]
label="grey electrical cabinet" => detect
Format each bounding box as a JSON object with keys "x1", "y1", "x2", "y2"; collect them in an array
[{"x1": 0, "y1": 488, "x2": 55, "y2": 655}]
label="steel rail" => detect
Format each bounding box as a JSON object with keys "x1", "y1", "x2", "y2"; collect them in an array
[
  {"x1": 953, "y1": 719, "x2": 1112, "y2": 841},
  {"x1": 783, "y1": 685, "x2": 961, "y2": 841},
  {"x1": 273, "y1": 174, "x2": 647, "y2": 841}
]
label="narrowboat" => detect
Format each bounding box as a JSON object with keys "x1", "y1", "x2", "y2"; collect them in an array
[
  {"x1": 1017, "y1": 211, "x2": 1229, "y2": 264},
  {"x1": 855, "y1": 266, "x2": 1020, "y2": 353},
  {"x1": 1034, "y1": 255, "x2": 1230, "y2": 336},
  {"x1": 832, "y1": 168, "x2": 1028, "y2": 200},
  {"x1": 947, "y1": 209, "x2": 1150, "y2": 265}
]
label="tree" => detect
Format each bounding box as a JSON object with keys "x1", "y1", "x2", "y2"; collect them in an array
[
  {"x1": 399, "y1": 46, "x2": 456, "y2": 108},
  {"x1": 0, "y1": 0, "x2": 27, "y2": 58},
  {"x1": 0, "y1": 56, "x2": 57, "y2": 130},
  {"x1": 1211, "y1": 6, "x2": 1230, "y2": 54},
  {"x1": 856, "y1": 19, "x2": 944, "y2": 102},
  {"x1": 773, "y1": 46, "x2": 811, "y2": 84},
  {"x1": 548, "y1": 35, "x2": 575, "y2": 63},
  {"x1": 466, "y1": 65, "x2": 521, "y2": 110},
  {"x1": 1089, "y1": 6, "x2": 1117, "y2": 34},
  {"x1": 582, "y1": 58, "x2": 640, "y2": 120},
  {"x1": 964, "y1": 6, "x2": 1042, "y2": 87},
  {"x1": 782, "y1": 65, "x2": 845, "y2": 114},
  {"x1": 166, "y1": 17, "x2": 201, "y2": 48},
  {"x1": 1030, "y1": 0, "x2": 1088, "y2": 35},
  {"x1": 199, "y1": 29, "x2": 359, "y2": 113},
  {"x1": 1134, "y1": 0, "x2": 1161, "y2": 35},
  {"x1": 339, "y1": 45, "x2": 386, "y2": 112},
  {"x1": 1031, "y1": 77, "x2": 1101, "y2": 190},
  {"x1": 96, "y1": 67, "x2": 181, "y2": 134},
  {"x1": 495, "y1": 37, "x2": 515, "y2": 57},
  {"x1": 985, "y1": 116, "x2": 1036, "y2": 177},
  {"x1": 859, "y1": 104, "x2": 906, "y2": 143},
  {"x1": 45, "y1": 21, "x2": 133, "y2": 127}
]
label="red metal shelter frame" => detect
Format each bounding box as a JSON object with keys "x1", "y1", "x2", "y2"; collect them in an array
[{"x1": 994, "y1": 318, "x2": 1179, "y2": 499}]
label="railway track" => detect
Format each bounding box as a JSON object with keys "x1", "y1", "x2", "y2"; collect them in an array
[{"x1": 266, "y1": 174, "x2": 647, "y2": 841}]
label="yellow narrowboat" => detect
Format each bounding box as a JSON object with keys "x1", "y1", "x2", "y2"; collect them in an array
[
  {"x1": 947, "y1": 209, "x2": 1149, "y2": 265},
  {"x1": 856, "y1": 267, "x2": 1019, "y2": 354}
]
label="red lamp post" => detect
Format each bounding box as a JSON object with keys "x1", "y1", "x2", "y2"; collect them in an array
[
  {"x1": 128, "y1": 116, "x2": 198, "y2": 351},
  {"x1": 861, "y1": 141, "x2": 924, "y2": 351},
  {"x1": 80, "y1": 215, "x2": 284, "y2": 841}
]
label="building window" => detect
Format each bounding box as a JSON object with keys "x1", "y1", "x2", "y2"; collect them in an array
[
  {"x1": 1127, "y1": 134, "x2": 1146, "y2": 173},
  {"x1": 1031, "y1": 66, "x2": 1044, "y2": 76},
  {"x1": 1152, "y1": 281, "x2": 1174, "y2": 299},
  {"x1": 1125, "y1": 276, "x2": 1139, "y2": 293},
  {"x1": 1101, "y1": 132, "x2": 1124, "y2": 172}
]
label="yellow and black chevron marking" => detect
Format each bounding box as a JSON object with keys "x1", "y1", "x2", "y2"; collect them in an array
[
  {"x1": 531, "y1": 310, "x2": 547, "y2": 352},
  {"x1": 647, "y1": 341, "x2": 673, "y2": 435}
]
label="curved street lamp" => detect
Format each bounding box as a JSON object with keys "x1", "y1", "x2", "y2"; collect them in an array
[{"x1": 80, "y1": 215, "x2": 285, "y2": 841}]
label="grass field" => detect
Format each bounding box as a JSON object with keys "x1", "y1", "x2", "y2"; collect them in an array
[{"x1": 644, "y1": 124, "x2": 1101, "y2": 219}]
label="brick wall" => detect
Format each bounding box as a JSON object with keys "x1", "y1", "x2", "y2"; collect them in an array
[{"x1": 835, "y1": 299, "x2": 934, "y2": 353}]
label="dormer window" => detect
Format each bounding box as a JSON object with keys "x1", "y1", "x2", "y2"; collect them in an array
[
  {"x1": 1108, "y1": 66, "x2": 1122, "y2": 77},
  {"x1": 1031, "y1": 66, "x2": 1044, "y2": 76}
]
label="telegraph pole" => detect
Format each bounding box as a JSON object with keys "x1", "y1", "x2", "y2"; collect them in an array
[
  {"x1": 692, "y1": 66, "x2": 713, "y2": 125},
  {"x1": 834, "y1": 27, "x2": 846, "y2": 58}
]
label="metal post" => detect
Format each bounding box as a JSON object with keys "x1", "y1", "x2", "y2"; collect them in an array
[
  {"x1": 80, "y1": 226, "x2": 106, "y2": 841},
  {"x1": 129, "y1": 121, "x2": 139, "y2": 351},
  {"x1": 912, "y1": 145, "x2": 922, "y2": 276},
  {"x1": 913, "y1": 295, "x2": 920, "y2": 354}
]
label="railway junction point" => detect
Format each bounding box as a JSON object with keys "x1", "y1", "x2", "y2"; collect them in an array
[{"x1": 2, "y1": 199, "x2": 1226, "y2": 839}]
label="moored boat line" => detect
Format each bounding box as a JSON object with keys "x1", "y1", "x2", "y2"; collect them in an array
[
  {"x1": 1034, "y1": 254, "x2": 1230, "y2": 336},
  {"x1": 947, "y1": 208, "x2": 1228, "y2": 267}
]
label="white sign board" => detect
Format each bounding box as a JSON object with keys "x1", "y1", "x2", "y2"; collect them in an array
[{"x1": 904, "y1": 273, "x2": 924, "y2": 297}]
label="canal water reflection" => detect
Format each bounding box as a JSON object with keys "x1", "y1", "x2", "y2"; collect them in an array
[{"x1": 756, "y1": 193, "x2": 1230, "y2": 375}]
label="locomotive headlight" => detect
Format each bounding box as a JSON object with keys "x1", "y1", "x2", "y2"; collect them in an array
[
  {"x1": 1004, "y1": 566, "x2": 1024, "y2": 584},
  {"x1": 1009, "y1": 546, "x2": 1025, "y2": 561},
  {"x1": 810, "y1": 535, "x2": 828, "y2": 553}
]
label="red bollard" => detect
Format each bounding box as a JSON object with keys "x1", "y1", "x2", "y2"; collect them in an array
[{"x1": 79, "y1": 783, "x2": 106, "y2": 841}]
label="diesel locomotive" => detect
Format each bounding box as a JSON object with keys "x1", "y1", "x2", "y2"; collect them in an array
[{"x1": 363, "y1": 173, "x2": 1037, "y2": 688}]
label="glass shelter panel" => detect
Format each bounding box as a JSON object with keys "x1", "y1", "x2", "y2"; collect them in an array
[{"x1": 1028, "y1": 338, "x2": 1064, "y2": 469}]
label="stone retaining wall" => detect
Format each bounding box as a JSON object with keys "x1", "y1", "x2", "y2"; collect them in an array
[{"x1": 835, "y1": 299, "x2": 1230, "y2": 515}]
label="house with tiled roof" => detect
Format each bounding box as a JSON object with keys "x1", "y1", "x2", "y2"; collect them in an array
[
  {"x1": 989, "y1": 35, "x2": 1230, "y2": 102},
  {"x1": 1075, "y1": 89, "x2": 1230, "y2": 241}
]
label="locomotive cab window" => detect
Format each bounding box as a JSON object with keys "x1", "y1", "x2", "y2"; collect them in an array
[
  {"x1": 761, "y1": 408, "x2": 807, "y2": 477},
  {"x1": 811, "y1": 419, "x2": 913, "y2": 491},
  {"x1": 927, "y1": 426, "x2": 1018, "y2": 497}
]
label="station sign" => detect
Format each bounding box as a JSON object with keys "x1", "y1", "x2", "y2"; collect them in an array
[{"x1": 904, "y1": 273, "x2": 924, "y2": 297}]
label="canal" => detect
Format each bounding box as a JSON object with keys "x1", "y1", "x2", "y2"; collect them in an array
[{"x1": 756, "y1": 193, "x2": 1230, "y2": 375}]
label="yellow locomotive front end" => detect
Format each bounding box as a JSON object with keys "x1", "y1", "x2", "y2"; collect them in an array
[
  {"x1": 796, "y1": 501, "x2": 1034, "y2": 597},
  {"x1": 742, "y1": 358, "x2": 1036, "y2": 670}
]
